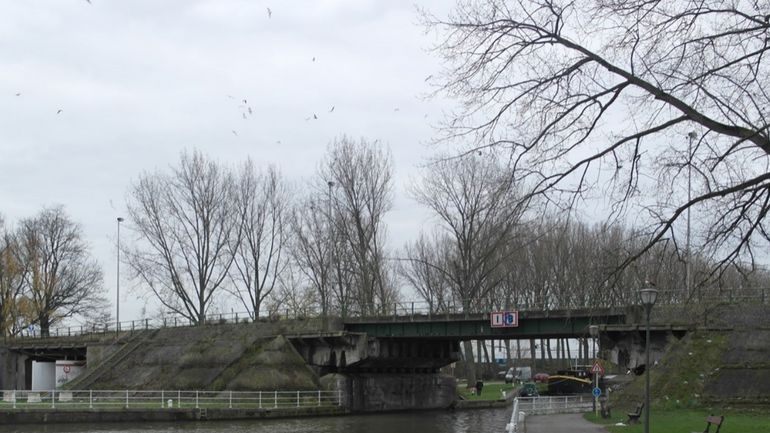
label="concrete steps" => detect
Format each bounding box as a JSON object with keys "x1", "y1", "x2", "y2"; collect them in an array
[{"x1": 63, "y1": 330, "x2": 157, "y2": 390}]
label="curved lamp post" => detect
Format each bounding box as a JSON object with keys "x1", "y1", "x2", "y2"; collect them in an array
[
  {"x1": 116, "y1": 217, "x2": 124, "y2": 332},
  {"x1": 639, "y1": 287, "x2": 658, "y2": 433}
]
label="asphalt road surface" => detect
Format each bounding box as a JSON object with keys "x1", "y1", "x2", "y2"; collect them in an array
[{"x1": 526, "y1": 413, "x2": 607, "y2": 433}]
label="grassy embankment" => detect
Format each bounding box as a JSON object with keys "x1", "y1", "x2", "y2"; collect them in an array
[
  {"x1": 585, "y1": 330, "x2": 770, "y2": 432},
  {"x1": 584, "y1": 410, "x2": 770, "y2": 433},
  {"x1": 456, "y1": 381, "x2": 516, "y2": 400}
]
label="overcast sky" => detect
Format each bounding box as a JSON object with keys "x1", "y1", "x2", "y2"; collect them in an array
[{"x1": 0, "y1": 0, "x2": 457, "y2": 322}]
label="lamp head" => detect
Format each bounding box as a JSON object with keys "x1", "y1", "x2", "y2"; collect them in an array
[
  {"x1": 639, "y1": 288, "x2": 658, "y2": 307},
  {"x1": 588, "y1": 325, "x2": 599, "y2": 338},
  {"x1": 117, "y1": 217, "x2": 124, "y2": 223}
]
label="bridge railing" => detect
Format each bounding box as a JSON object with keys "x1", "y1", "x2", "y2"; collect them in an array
[
  {"x1": 0, "y1": 389, "x2": 343, "y2": 410},
  {"x1": 9, "y1": 286, "x2": 768, "y2": 341},
  {"x1": 515, "y1": 395, "x2": 594, "y2": 415},
  {"x1": 505, "y1": 397, "x2": 525, "y2": 433}
]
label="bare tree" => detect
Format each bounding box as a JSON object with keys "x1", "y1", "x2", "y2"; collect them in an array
[
  {"x1": 322, "y1": 136, "x2": 396, "y2": 315},
  {"x1": 427, "y1": 1, "x2": 770, "y2": 296},
  {"x1": 229, "y1": 161, "x2": 291, "y2": 319},
  {"x1": 412, "y1": 153, "x2": 524, "y2": 384},
  {"x1": 399, "y1": 232, "x2": 454, "y2": 313},
  {"x1": 16, "y1": 207, "x2": 105, "y2": 336},
  {"x1": 271, "y1": 261, "x2": 317, "y2": 318},
  {"x1": 412, "y1": 153, "x2": 524, "y2": 311},
  {"x1": 290, "y1": 196, "x2": 333, "y2": 319},
  {"x1": 125, "y1": 150, "x2": 238, "y2": 324},
  {"x1": 0, "y1": 216, "x2": 29, "y2": 337}
]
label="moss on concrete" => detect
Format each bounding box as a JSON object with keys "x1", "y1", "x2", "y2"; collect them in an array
[
  {"x1": 613, "y1": 328, "x2": 770, "y2": 411},
  {"x1": 84, "y1": 321, "x2": 323, "y2": 391},
  {"x1": 213, "y1": 336, "x2": 319, "y2": 391}
]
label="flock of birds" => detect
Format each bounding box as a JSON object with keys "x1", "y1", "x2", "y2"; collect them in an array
[{"x1": 16, "y1": 3, "x2": 423, "y2": 140}]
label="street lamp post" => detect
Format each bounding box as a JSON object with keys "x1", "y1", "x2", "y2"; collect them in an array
[
  {"x1": 589, "y1": 324, "x2": 600, "y2": 416},
  {"x1": 325, "y1": 181, "x2": 334, "y2": 329},
  {"x1": 686, "y1": 131, "x2": 697, "y2": 300},
  {"x1": 640, "y1": 287, "x2": 658, "y2": 433},
  {"x1": 116, "y1": 217, "x2": 124, "y2": 332}
]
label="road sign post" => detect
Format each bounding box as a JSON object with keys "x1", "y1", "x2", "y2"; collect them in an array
[{"x1": 590, "y1": 360, "x2": 605, "y2": 416}]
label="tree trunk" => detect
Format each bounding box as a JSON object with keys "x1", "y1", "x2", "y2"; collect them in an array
[
  {"x1": 39, "y1": 314, "x2": 50, "y2": 337},
  {"x1": 529, "y1": 338, "x2": 537, "y2": 369},
  {"x1": 482, "y1": 340, "x2": 492, "y2": 378},
  {"x1": 504, "y1": 340, "x2": 512, "y2": 367},
  {"x1": 463, "y1": 340, "x2": 477, "y2": 385}
]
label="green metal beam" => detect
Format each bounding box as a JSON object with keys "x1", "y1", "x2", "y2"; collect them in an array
[{"x1": 344, "y1": 314, "x2": 626, "y2": 340}]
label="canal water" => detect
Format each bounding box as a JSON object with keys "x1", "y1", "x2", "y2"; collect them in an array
[{"x1": 7, "y1": 408, "x2": 511, "y2": 433}]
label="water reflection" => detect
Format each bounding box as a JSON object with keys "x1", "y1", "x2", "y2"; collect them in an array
[{"x1": 7, "y1": 408, "x2": 510, "y2": 433}]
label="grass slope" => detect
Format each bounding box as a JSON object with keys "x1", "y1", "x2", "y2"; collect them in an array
[{"x1": 585, "y1": 409, "x2": 770, "y2": 433}]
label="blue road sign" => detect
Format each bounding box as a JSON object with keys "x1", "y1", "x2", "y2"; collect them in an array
[{"x1": 592, "y1": 387, "x2": 602, "y2": 397}]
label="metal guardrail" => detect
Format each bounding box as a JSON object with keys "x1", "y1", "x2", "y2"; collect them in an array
[
  {"x1": 515, "y1": 395, "x2": 594, "y2": 415},
  {"x1": 505, "y1": 397, "x2": 524, "y2": 433},
  {"x1": 9, "y1": 287, "x2": 769, "y2": 341},
  {"x1": 0, "y1": 389, "x2": 343, "y2": 410}
]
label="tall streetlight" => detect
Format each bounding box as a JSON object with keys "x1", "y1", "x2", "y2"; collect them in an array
[
  {"x1": 325, "y1": 181, "x2": 334, "y2": 329},
  {"x1": 686, "y1": 131, "x2": 697, "y2": 300},
  {"x1": 116, "y1": 217, "x2": 124, "y2": 332},
  {"x1": 640, "y1": 287, "x2": 658, "y2": 433},
  {"x1": 589, "y1": 324, "x2": 600, "y2": 416}
]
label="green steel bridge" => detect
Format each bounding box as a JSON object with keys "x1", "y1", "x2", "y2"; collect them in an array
[{"x1": 342, "y1": 307, "x2": 630, "y2": 340}]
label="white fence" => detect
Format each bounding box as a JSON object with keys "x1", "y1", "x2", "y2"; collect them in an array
[
  {"x1": 505, "y1": 398, "x2": 526, "y2": 433},
  {"x1": 516, "y1": 395, "x2": 594, "y2": 415},
  {"x1": 0, "y1": 389, "x2": 343, "y2": 410}
]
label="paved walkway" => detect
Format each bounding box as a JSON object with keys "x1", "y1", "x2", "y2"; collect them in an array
[{"x1": 526, "y1": 413, "x2": 607, "y2": 433}]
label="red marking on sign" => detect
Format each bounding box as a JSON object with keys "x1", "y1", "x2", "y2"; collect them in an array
[
  {"x1": 590, "y1": 361, "x2": 605, "y2": 376},
  {"x1": 63, "y1": 365, "x2": 71, "y2": 373}
]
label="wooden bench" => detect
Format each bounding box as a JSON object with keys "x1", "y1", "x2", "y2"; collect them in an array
[
  {"x1": 692, "y1": 415, "x2": 724, "y2": 433},
  {"x1": 626, "y1": 402, "x2": 643, "y2": 424}
]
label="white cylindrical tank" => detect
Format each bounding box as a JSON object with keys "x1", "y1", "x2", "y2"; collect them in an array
[{"x1": 31, "y1": 361, "x2": 56, "y2": 390}]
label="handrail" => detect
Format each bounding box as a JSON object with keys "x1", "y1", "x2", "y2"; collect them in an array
[
  {"x1": 515, "y1": 395, "x2": 594, "y2": 415},
  {"x1": 7, "y1": 286, "x2": 768, "y2": 341},
  {"x1": 0, "y1": 389, "x2": 343, "y2": 410}
]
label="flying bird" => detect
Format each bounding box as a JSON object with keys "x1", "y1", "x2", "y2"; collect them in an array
[
  {"x1": 266, "y1": 7, "x2": 272, "y2": 18},
  {"x1": 85, "y1": 0, "x2": 92, "y2": 4},
  {"x1": 313, "y1": 113, "x2": 318, "y2": 120},
  {"x1": 312, "y1": 57, "x2": 316, "y2": 62},
  {"x1": 248, "y1": 107, "x2": 252, "y2": 115},
  {"x1": 242, "y1": 113, "x2": 247, "y2": 120},
  {"x1": 232, "y1": 130, "x2": 238, "y2": 136},
  {"x1": 394, "y1": 107, "x2": 400, "y2": 112},
  {"x1": 15, "y1": 92, "x2": 21, "y2": 96},
  {"x1": 57, "y1": 109, "x2": 63, "y2": 114},
  {"x1": 242, "y1": 99, "x2": 247, "y2": 105},
  {"x1": 329, "y1": 106, "x2": 335, "y2": 113}
]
